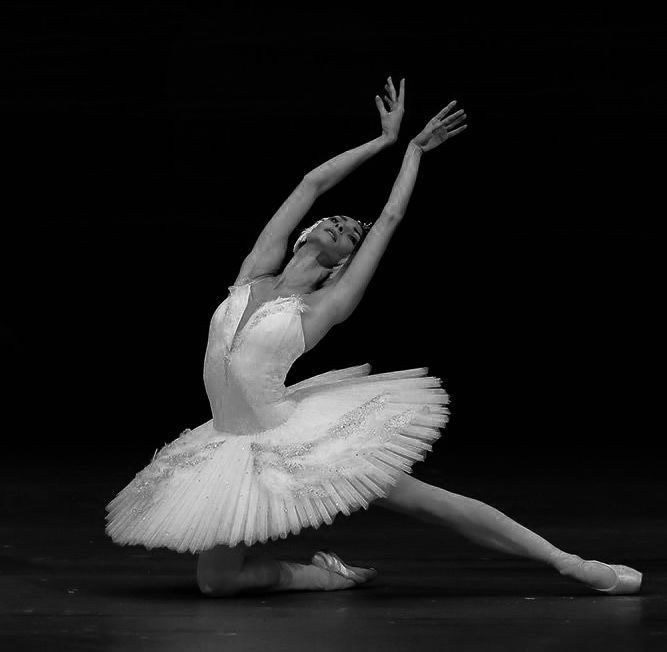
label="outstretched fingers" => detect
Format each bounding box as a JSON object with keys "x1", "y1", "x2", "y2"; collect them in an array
[
  {"x1": 438, "y1": 107, "x2": 467, "y2": 138},
  {"x1": 434, "y1": 100, "x2": 457, "y2": 122},
  {"x1": 384, "y1": 76, "x2": 397, "y2": 103},
  {"x1": 375, "y1": 94, "x2": 388, "y2": 115},
  {"x1": 382, "y1": 76, "x2": 406, "y2": 108},
  {"x1": 440, "y1": 108, "x2": 465, "y2": 125},
  {"x1": 448, "y1": 124, "x2": 468, "y2": 137}
]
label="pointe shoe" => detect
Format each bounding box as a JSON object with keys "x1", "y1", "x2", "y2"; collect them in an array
[
  {"x1": 585, "y1": 560, "x2": 643, "y2": 594},
  {"x1": 311, "y1": 551, "x2": 377, "y2": 584},
  {"x1": 559, "y1": 555, "x2": 643, "y2": 595}
]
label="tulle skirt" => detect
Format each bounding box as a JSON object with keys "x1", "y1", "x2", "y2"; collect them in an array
[{"x1": 105, "y1": 363, "x2": 449, "y2": 553}]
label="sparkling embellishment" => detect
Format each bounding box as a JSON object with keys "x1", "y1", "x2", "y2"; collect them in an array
[
  {"x1": 323, "y1": 394, "x2": 389, "y2": 440},
  {"x1": 128, "y1": 435, "x2": 226, "y2": 520},
  {"x1": 381, "y1": 411, "x2": 417, "y2": 437},
  {"x1": 249, "y1": 392, "x2": 415, "y2": 500}
]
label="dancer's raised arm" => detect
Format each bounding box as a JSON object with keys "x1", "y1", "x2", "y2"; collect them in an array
[
  {"x1": 305, "y1": 77, "x2": 404, "y2": 194},
  {"x1": 236, "y1": 78, "x2": 404, "y2": 281},
  {"x1": 325, "y1": 100, "x2": 467, "y2": 324}
]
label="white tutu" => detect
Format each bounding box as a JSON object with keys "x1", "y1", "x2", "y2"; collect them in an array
[{"x1": 105, "y1": 281, "x2": 450, "y2": 553}]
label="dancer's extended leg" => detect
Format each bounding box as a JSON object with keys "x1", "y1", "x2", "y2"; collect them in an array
[{"x1": 375, "y1": 474, "x2": 620, "y2": 590}]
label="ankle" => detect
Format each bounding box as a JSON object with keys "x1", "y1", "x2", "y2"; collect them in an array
[
  {"x1": 269, "y1": 560, "x2": 298, "y2": 592},
  {"x1": 551, "y1": 552, "x2": 579, "y2": 574},
  {"x1": 268, "y1": 561, "x2": 322, "y2": 592}
]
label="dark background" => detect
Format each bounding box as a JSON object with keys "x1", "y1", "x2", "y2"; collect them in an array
[{"x1": 2, "y1": 2, "x2": 663, "y2": 477}]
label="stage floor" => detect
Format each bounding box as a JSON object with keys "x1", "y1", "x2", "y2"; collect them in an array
[{"x1": 2, "y1": 458, "x2": 665, "y2": 651}]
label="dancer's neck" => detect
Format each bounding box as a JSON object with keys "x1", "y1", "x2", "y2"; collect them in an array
[{"x1": 272, "y1": 244, "x2": 334, "y2": 295}]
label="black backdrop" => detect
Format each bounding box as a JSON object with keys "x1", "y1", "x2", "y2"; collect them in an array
[{"x1": 3, "y1": 3, "x2": 663, "y2": 475}]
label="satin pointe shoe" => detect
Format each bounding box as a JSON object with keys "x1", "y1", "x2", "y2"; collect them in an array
[
  {"x1": 585, "y1": 560, "x2": 643, "y2": 595},
  {"x1": 311, "y1": 551, "x2": 377, "y2": 584},
  {"x1": 559, "y1": 555, "x2": 643, "y2": 595}
]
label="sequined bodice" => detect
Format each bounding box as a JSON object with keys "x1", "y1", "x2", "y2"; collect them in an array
[{"x1": 203, "y1": 282, "x2": 309, "y2": 435}]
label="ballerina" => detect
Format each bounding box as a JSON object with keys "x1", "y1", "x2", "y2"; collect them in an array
[{"x1": 105, "y1": 76, "x2": 642, "y2": 597}]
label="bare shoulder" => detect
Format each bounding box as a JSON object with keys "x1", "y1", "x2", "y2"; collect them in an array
[
  {"x1": 231, "y1": 269, "x2": 275, "y2": 288},
  {"x1": 232, "y1": 245, "x2": 287, "y2": 286}
]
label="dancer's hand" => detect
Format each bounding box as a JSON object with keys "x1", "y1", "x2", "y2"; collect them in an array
[
  {"x1": 411, "y1": 100, "x2": 467, "y2": 152},
  {"x1": 375, "y1": 76, "x2": 404, "y2": 144}
]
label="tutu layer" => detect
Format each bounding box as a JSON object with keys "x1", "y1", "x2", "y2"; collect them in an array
[{"x1": 105, "y1": 363, "x2": 449, "y2": 553}]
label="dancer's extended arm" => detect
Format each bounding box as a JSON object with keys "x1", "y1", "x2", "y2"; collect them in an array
[
  {"x1": 236, "y1": 78, "x2": 405, "y2": 281},
  {"x1": 304, "y1": 133, "x2": 395, "y2": 195},
  {"x1": 324, "y1": 101, "x2": 467, "y2": 324}
]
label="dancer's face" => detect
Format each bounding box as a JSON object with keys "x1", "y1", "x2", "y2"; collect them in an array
[{"x1": 309, "y1": 215, "x2": 364, "y2": 264}]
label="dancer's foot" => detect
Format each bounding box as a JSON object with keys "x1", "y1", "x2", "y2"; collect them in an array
[
  {"x1": 556, "y1": 554, "x2": 642, "y2": 594},
  {"x1": 269, "y1": 559, "x2": 363, "y2": 593},
  {"x1": 311, "y1": 551, "x2": 378, "y2": 587}
]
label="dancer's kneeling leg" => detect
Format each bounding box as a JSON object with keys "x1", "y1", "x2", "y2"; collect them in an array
[{"x1": 196, "y1": 543, "x2": 246, "y2": 597}]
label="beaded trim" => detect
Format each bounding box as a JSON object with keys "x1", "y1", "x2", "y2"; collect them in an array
[
  {"x1": 249, "y1": 392, "x2": 418, "y2": 499},
  {"x1": 229, "y1": 293, "x2": 308, "y2": 357},
  {"x1": 128, "y1": 432, "x2": 226, "y2": 520}
]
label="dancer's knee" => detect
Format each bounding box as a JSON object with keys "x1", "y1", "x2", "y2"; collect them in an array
[
  {"x1": 196, "y1": 543, "x2": 245, "y2": 598},
  {"x1": 197, "y1": 570, "x2": 242, "y2": 598}
]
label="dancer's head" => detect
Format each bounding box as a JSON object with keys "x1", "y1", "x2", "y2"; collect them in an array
[
  {"x1": 293, "y1": 215, "x2": 365, "y2": 261},
  {"x1": 292, "y1": 215, "x2": 372, "y2": 285}
]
